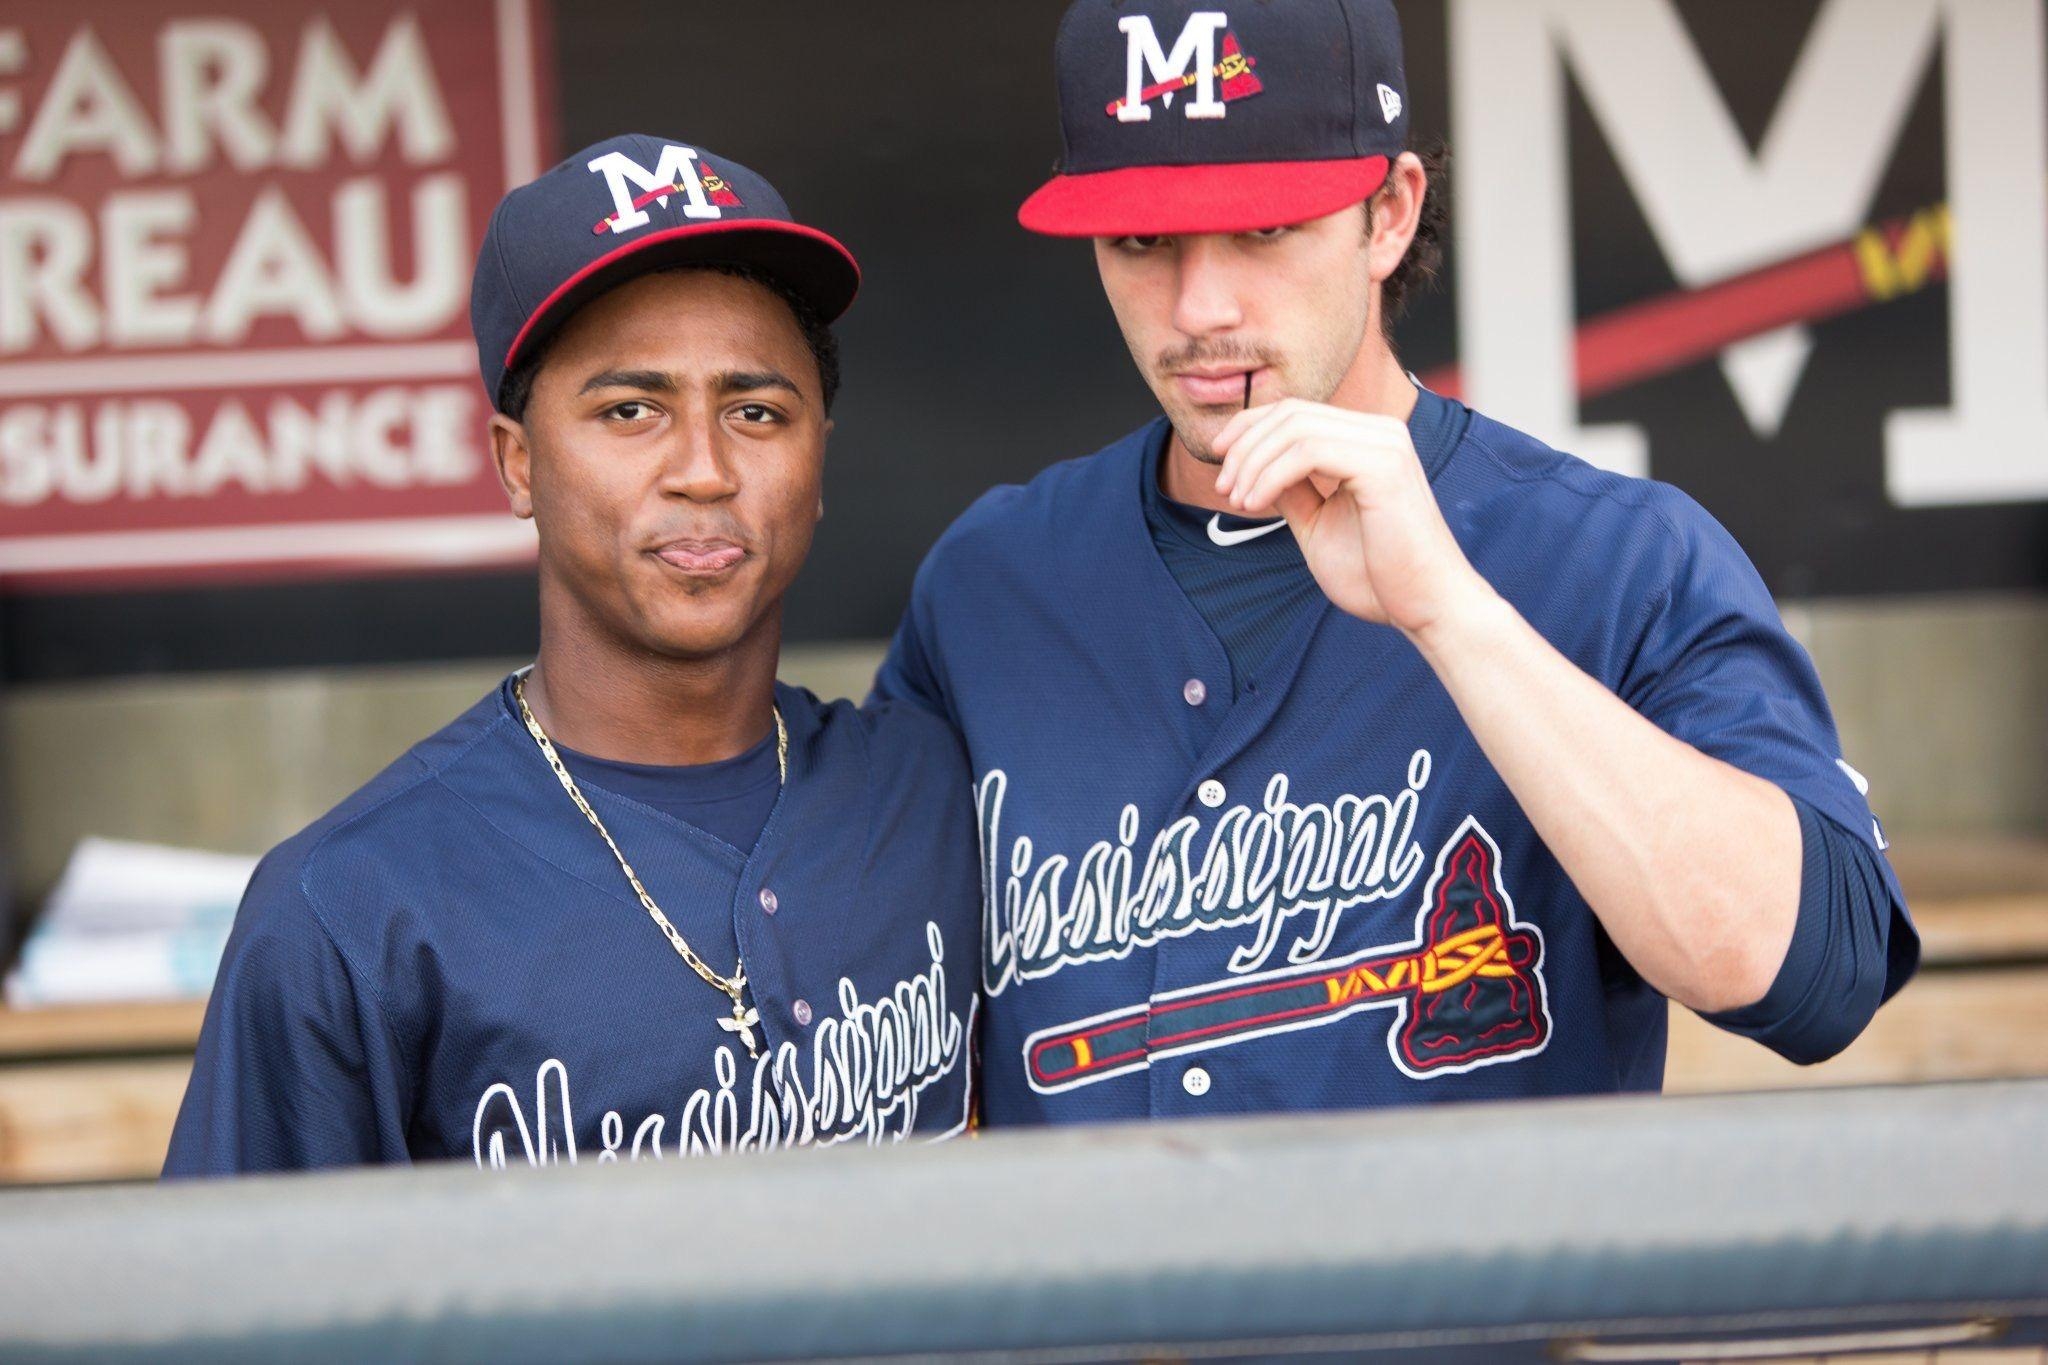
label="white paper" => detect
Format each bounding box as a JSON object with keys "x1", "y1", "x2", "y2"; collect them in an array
[{"x1": 5, "y1": 837, "x2": 257, "y2": 1007}]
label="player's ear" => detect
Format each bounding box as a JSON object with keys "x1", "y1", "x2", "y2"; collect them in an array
[
  {"x1": 815, "y1": 417, "x2": 833, "y2": 524},
  {"x1": 489, "y1": 413, "x2": 535, "y2": 520},
  {"x1": 1365, "y1": 151, "x2": 1427, "y2": 286}
]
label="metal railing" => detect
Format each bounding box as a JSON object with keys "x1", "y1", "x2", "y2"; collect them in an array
[{"x1": 2, "y1": 1079, "x2": 2045, "y2": 1363}]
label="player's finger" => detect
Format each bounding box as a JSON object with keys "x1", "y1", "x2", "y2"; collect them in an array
[
  {"x1": 1228, "y1": 409, "x2": 1384, "y2": 506},
  {"x1": 1212, "y1": 402, "x2": 1278, "y2": 455},
  {"x1": 1221, "y1": 407, "x2": 1411, "y2": 503},
  {"x1": 1236, "y1": 441, "x2": 1326, "y2": 515},
  {"x1": 1219, "y1": 419, "x2": 1303, "y2": 504},
  {"x1": 1273, "y1": 480, "x2": 1324, "y2": 538},
  {"x1": 1217, "y1": 404, "x2": 1311, "y2": 497},
  {"x1": 1215, "y1": 413, "x2": 1292, "y2": 498},
  {"x1": 1344, "y1": 411, "x2": 1415, "y2": 447},
  {"x1": 1213, "y1": 392, "x2": 1309, "y2": 452}
]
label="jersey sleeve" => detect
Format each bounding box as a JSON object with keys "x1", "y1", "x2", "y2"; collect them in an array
[
  {"x1": 1700, "y1": 795, "x2": 1901, "y2": 1063},
  {"x1": 1618, "y1": 489, "x2": 1919, "y2": 1042},
  {"x1": 869, "y1": 549, "x2": 955, "y2": 721},
  {"x1": 871, "y1": 481, "x2": 1035, "y2": 720},
  {"x1": 161, "y1": 855, "x2": 411, "y2": 1177}
]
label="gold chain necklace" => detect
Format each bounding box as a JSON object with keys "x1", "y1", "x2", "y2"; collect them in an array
[{"x1": 514, "y1": 672, "x2": 787, "y2": 1058}]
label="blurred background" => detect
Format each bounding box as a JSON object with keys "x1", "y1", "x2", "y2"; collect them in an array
[{"x1": 0, "y1": 0, "x2": 2041, "y2": 1183}]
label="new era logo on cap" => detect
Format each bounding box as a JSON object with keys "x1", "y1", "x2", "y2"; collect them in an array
[
  {"x1": 1019, "y1": 0, "x2": 1413, "y2": 238},
  {"x1": 468, "y1": 133, "x2": 859, "y2": 412}
]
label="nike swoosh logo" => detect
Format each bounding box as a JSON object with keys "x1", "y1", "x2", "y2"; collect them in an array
[{"x1": 1206, "y1": 514, "x2": 1288, "y2": 547}]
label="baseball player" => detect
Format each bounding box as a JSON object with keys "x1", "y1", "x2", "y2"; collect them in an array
[
  {"x1": 165, "y1": 136, "x2": 980, "y2": 1174},
  {"x1": 874, "y1": 0, "x2": 1919, "y2": 1123}
]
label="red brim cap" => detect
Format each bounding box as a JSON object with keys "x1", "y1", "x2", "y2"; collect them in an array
[{"x1": 1018, "y1": 155, "x2": 1390, "y2": 237}]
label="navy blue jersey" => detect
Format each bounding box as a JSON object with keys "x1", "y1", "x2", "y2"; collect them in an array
[
  {"x1": 876, "y1": 409, "x2": 1917, "y2": 1125},
  {"x1": 165, "y1": 678, "x2": 980, "y2": 1175}
]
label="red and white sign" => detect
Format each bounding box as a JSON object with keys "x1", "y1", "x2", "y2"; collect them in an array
[{"x1": 0, "y1": 0, "x2": 551, "y2": 589}]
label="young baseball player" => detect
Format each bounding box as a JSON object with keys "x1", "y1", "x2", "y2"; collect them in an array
[
  {"x1": 875, "y1": 1, "x2": 1918, "y2": 1123},
  {"x1": 166, "y1": 136, "x2": 979, "y2": 1174}
]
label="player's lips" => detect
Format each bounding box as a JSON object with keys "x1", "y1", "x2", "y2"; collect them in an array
[
  {"x1": 649, "y1": 537, "x2": 748, "y2": 576},
  {"x1": 1174, "y1": 366, "x2": 1265, "y2": 406}
]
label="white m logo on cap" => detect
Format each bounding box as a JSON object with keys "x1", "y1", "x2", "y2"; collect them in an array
[
  {"x1": 587, "y1": 144, "x2": 721, "y2": 234},
  {"x1": 1118, "y1": 11, "x2": 1230, "y2": 122}
]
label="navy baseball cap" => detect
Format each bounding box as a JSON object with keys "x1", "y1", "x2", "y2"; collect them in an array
[
  {"x1": 470, "y1": 133, "x2": 860, "y2": 411},
  {"x1": 1019, "y1": 0, "x2": 1411, "y2": 237}
]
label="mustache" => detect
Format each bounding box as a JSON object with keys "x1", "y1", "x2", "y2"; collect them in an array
[{"x1": 1155, "y1": 341, "x2": 1276, "y2": 374}]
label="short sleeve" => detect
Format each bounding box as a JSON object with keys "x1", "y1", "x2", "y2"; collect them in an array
[
  {"x1": 1701, "y1": 796, "x2": 1903, "y2": 1063},
  {"x1": 869, "y1": 553, "x2": 954, "y2": 721},
  {"x1": 162, "y1": 856, "x2": 411, "y2": 1177},
  {"x1": 1619, "y1": 490, "x2": 1918, "y2": 1008}
]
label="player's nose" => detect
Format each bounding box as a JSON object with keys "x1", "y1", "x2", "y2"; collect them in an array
[
  {"x1": 659, "y1": 405, "x2": 741, "y2": 502},
  {"x1": 1170, "y1": 236, "x2": 1249, "y2": 337}
]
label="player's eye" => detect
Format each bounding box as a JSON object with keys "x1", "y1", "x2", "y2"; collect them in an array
[
  {"x1": 1111, "y1": 234, "x2": 1170, "y2": 252},
  {"x1": 600, "y1": 399, "x2": 661, "y2": 423},
  {"x1": 1242, "y1": 225, "x2": 1293, "y2": 242},
  {"x1": 731, "y1": 401, "x2": 783, "y2": 426}
]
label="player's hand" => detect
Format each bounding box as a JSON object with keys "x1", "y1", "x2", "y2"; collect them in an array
[{"x1": 1211, "y1": 398, "x2": 1493, "y2": 638}]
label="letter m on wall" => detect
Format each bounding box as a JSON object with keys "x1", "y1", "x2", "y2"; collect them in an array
[{"x1": 1449, "y1": 0, "x2": 2048, "y2": 507}]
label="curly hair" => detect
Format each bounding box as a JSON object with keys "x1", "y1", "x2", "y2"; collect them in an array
[{"x1": 1367, "y1": 139, "x2": 1451, "y2": 336}]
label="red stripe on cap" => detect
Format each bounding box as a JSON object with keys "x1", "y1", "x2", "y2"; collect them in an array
[
  {"x1": 503, "y1": 219, "x2": 861, "y2": 370},
  {"x1": 1018, "y1": 156, "x2": 1391, "y2": 238}
]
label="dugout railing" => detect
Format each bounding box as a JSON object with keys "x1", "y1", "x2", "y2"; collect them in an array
[{"x1": 0, "y1": 1078, "x2": 2044, "y2": 1363}]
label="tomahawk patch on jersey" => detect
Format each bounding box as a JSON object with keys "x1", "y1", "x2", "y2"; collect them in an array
[{"x1": 1022, "y1": 815, "x2": 1549, "y2": 1093}]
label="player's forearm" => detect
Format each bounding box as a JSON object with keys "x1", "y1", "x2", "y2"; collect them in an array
[{"x1": 1408, "y1": 584, "x2": 1802, "y2": 1013}]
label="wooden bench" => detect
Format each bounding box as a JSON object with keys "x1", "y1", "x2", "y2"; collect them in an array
[
  {"x1": 2, "y1": 837, "x2": 2043, "y2": 1184},
  {"x1": 0, "y1": 1002, "x2": 202, "y2": 1184}
]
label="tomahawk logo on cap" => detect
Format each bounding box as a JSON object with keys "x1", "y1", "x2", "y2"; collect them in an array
[
  {"x1": 469, "y1": 133, "x2": 860, "y2": 411},
  {"x1": 1019, "y1": 0, "x2": 1411, "y2": 237}
]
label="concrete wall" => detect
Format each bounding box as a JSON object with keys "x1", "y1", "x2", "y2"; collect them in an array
[
  {"x1": 3, "y1": 598, "x2": 2042, "y2": 908},
  {"x1": 0, "y1": 644, "x2": 887, "y2": 905},
  {"x1": 1783, "y1": 594, "x2": 2048, "y2": 836}
]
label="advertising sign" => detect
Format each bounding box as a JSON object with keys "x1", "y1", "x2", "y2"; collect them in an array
[{"x1": 0, "y1": 0, "x2": 551, "y2": 587}]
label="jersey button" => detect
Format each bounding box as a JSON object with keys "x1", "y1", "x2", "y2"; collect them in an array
[
  {"x1": 793, "y1": 999, "x2": 813, "y2": 1026},
  {"x1": 1182, "y1": 1065, "x2": 1212, "y2": 1097},
  {"x1": 1182, "y1": 678, "x2": 1207, "y2": 707},
  {"x1": 1198, "y1": 779, "x2": 1226, "y2": 808},
  {"x1": 758, "y1": 887, "x2": 779, "y2": 915}
]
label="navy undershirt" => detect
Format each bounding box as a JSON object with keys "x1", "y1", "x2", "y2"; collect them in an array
[
  {"x1": 1140, "y1": 386, "x2": 1892, "y2": 1057},
  {"x1": 500, "y1": 678, "x2": 782, "y2": 856},
  {"x1": 555, "y1": 733, "x2": 781, "y2": 856}
]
